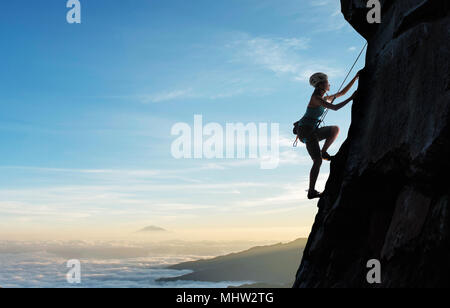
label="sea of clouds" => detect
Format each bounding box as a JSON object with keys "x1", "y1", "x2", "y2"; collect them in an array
[{"x1": 0, "y1": 240, "x2": 258, "y2": 288}]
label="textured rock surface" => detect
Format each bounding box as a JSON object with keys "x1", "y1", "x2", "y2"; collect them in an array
[{"x1": 294, "y1": 0, "x2": 450, "y2": 288}]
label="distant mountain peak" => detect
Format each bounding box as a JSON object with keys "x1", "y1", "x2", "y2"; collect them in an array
[{"x1": 137, "y1": 225, "x2": 167, "y2": 233}]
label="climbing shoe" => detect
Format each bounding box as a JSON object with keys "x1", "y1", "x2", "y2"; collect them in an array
[
  {"x1": 322, "y1": 152, "x2": 333, "y2": 161},
  {"x1": 307, "y1": 189, "x2": 322, "y2": 200}
]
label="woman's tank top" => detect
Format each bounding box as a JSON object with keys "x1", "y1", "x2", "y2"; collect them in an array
[{"x1": 299, "y1": 105, "x2": 325, "y2": 127}]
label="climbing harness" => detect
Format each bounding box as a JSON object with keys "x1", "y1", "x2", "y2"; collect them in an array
[{"x1": 293, "y1": 42, "x2": 368, "y2": 148}]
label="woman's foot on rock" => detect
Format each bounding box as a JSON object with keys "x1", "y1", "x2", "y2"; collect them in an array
[
  {"x1": 322, "y1": 152, "x2": 333, "y2": 161},
  {"x1": 307, "y1": 189, "x2": 322, "y2": 200}
]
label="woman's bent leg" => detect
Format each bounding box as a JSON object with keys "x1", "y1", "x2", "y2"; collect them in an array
[{"x1": 321, "y1": 126, "x2": 340, "y2": 154}]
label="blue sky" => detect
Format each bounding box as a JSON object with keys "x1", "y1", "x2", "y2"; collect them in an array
[{"x1": 0, "y1": 0, "x2": 365, "y2": 241}]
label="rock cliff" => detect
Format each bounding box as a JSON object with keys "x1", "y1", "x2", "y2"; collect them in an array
[{"x1": 294, "y1": 0, "x2": 450, "y2": 288}]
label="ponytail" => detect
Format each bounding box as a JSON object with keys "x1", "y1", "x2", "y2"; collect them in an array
[{"x1": 313, "y1": 86, "x2": 326, "y2": 97}]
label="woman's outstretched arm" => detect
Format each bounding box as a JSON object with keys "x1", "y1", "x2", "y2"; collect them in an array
[
  {"x1": 324, "y1": 72, "x2": 360, "y2": 101},
  {"x1": 316, "y1": 91, "x2": 357, "y2": 111}
]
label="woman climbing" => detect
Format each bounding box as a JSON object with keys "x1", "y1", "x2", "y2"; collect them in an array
[{"x1": 297, "y1": 72, "x2": 359, "y2": 200}]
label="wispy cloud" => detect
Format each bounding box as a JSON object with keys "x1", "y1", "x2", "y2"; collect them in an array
[
  {"x1": 296, "y1": 0, "x2": 348, "y2": 33},
  {"x1": 228, "y1": 33, "x2": 344, "y2": 83},
  {"x1": 116, "y1": 86, "x2": 273, "y2": 104},
  {"x1": 310, "y1": 0, "x2": 333, "y2": 7},
  {"x1": 139, "y1": 89, "x2": 195, "y2": 103},
  {"x1": 0, "y1": 166, "x2": 288, "y2": 224},
  {"x1": 228, "y1": 173, "x2": 329, "y2": 209},
  {"x1": 229, "y1": 35, "x2": 308, "y2": 75}
]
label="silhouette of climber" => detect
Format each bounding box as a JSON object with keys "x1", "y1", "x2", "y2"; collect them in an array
[{"x1": 297, "y1": 72, "x2": 359, "y2": 199}]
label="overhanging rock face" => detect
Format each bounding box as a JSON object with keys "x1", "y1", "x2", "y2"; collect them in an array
[{"x1": 293, "y1": 0, "x2": 450, "y2": 288}]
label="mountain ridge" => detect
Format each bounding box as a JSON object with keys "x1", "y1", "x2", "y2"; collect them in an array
[{"x1": 157, "y1": 238, "x2": 307, "y2": 286}]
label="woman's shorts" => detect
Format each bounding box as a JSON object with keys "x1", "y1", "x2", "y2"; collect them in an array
[{"x1": 297, "y1": 125, "x2": 334, "y2": 160}]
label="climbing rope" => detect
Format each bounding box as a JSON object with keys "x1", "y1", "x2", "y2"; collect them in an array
[{"x1": 317, "y1": 42, "x2": 368, "y2": 128}]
